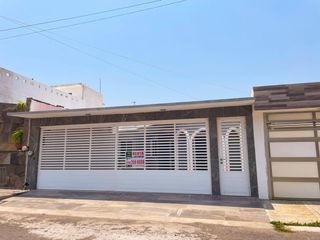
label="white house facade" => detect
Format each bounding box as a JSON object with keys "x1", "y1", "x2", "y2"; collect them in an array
[{"x1": 8, "y1": 82, "x2": 320, "y2": 200}]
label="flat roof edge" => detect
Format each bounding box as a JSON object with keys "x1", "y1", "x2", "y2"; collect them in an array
[{"x1": 7, "y1": 97, "x2": 254, "y2": 119}]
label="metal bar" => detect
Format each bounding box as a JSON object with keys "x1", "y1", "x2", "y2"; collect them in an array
[
  {"x1": 268, "y1": 127, "x2": 320, "y2": 132},
  {"x1": 115, "y1": 127, "x2": 118, "y2": 171},
  {"x1": 272, "y1": 177, "x2": 320, "y2": 182},
  {"x1": 264, "y1": 112, "x2": 274, "y2": 199},
  {"x1": 270, "y1": 157, "x2": 320, "y2": 162},
  {"x1": 269, "y1": 138, "x2": 318, "y2": 142},
  {"x1": 63, "y1": 129, "x2": 67, "y2": 171},
  {"x1": 312, "y1": 112, "x2": 320, "y2": 192}
]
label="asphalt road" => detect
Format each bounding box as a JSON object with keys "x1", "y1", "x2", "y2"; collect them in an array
[{"x1": 0, "y1": 212, "x2": 319, "y2": 240}]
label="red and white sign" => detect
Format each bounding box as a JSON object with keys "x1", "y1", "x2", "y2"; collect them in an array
[{"x1": 126, "y1": 151, "x2": 145, "y2": 168}]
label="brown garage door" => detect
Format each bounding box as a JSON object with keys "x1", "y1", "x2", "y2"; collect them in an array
[{"x1": 266, "y1": 111, "x2": 320, "y2": 199}]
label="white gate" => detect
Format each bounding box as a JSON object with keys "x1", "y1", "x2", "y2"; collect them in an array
[{"x1": 37, "y1": 119, "x2": 212, "y2": 194}]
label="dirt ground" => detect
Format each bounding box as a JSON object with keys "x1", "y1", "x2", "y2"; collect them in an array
[{"x1": 0, "y1": 212, "x2": 319, "y2": 240}]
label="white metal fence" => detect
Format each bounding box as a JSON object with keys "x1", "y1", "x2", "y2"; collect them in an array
[{"x1": 40, "y1": 119, "x2": 209, "y2": 172}]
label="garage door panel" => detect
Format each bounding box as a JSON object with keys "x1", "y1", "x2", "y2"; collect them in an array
[
  {"x1": 272, "y1": 162, "x2": 319, "y2": 178},
  {"x1": 267, "y1": 112, "x2": 320, "y2": 199},
  {"x1": 273, "y1": 182, "x2": 320, "y2": 199},
  {"x1": 268, "y1": 113, "x2": 313, "y2": 121},
  {"x1": 270, "y1": 142, "x2": 317, "y2": 158},
  {"x1": 269, "y1": 130, "x2": 314, "y2": 138}
]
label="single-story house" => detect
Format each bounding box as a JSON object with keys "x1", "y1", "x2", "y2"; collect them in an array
[{"x1": 8, "y1": 82, "x2": 320, "y2": 200}]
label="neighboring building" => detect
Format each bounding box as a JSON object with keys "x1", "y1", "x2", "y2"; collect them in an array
[
  {"x1": 8, "y1": 82, "x2": 320, "y2": 200},
  {"x1": 53, "y1": 83, "x2": 104, "y2": 109},
  {"x1": 0, "y1": 67, "x2": 104, "y2": 109},
  {"x1": 0, "y1": 67, "x2": 104, "y2": 189}
]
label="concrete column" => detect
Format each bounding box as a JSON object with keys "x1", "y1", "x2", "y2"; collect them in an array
[{"x1": 252, "y1": 111, "x2": 270, "y2": 199}]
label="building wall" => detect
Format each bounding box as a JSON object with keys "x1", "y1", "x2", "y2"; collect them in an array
[
  {"x1": 26, "y1": 105, "x2": 259, "y2": 197},
  {"x1": 29, "y1": 99, "x2": 64, "y2": 111},
  {"x1": 253, "y1": 82, "x2": 320, "y2": 110},
  {"x1": 0, "y1": 67, "x2": 103, "y2": 109},
  {"x1": 54, "y1": 83, "x2": 103, "y2": 108}
]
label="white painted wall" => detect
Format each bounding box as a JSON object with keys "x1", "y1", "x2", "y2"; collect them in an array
[
  {"x1": 37, "y1": 170, "x2": 212, "y2": 194},
  {"x1": 0, "y1": 67, "x2": 103, "y2": 109},
  {"x1": 252, "y1": 111, "x2": 270, "y2": 199},
  {"x1": 54, "y1": 83, "x2": 103, "y2": 108}
]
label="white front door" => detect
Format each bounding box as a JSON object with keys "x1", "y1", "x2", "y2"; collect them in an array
[{"x1": 217, "y1": 117, "x2": 251, "y2": 196}]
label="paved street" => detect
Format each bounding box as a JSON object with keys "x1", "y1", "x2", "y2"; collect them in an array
[{"x1": 0, "y1": 212, "x2": 320, "y2": 240}]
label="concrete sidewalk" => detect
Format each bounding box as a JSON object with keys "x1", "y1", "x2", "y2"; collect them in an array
[
  {"x1": 267, "y1": 201, "x2": 320, "y2": 223},
  {"x1": 0, "y1": 190, "x2": 271, "y2": 229}
]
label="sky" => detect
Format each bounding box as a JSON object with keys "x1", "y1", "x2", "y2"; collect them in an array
[{"x1": 0, "y1": 0, "x2": 320, "y2": 106}]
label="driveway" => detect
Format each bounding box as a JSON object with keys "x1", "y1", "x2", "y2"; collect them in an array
[
  {"x1": 0, "y1": 190, "x2": 270, "y2": 229},
  {"x1": 0, "y1": 190, "x2": 320, "y2": 239}
]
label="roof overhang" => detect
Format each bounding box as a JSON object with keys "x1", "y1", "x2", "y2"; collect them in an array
[{"x1": 7, "y1": 97, "x2": 254, "y2": 119}]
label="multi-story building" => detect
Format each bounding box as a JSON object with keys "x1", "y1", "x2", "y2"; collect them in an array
[
  {"x1": 0, "y1": 67, "x2": 104, "y2": 189},
  {"x1": 0, "y1": 67, "x2": 104, "y2": 109}
]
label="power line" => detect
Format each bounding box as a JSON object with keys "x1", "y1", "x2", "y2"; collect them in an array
[
  {"x1": 0, "y1": 0, "x2": 187, "y2": 41},
  {"x1": 0, "y1": 0, "x2": 163, "y2": 32},
  {"x1": 0, "y1": 15, "x2": 198, "y2": 100},
  {"x1": 0, "y1": 1, "x2": 245, "y2": 96},
  {"x1": 52, "y1": 32, "x2": 247, "y2": 94}
]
